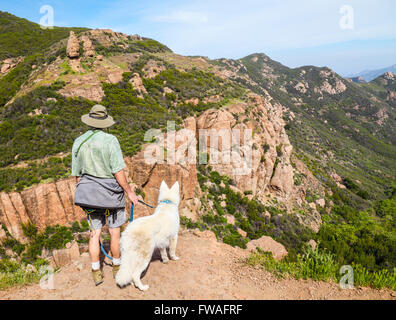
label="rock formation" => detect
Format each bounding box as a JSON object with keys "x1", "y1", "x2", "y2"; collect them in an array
[
  {"x1": 52, "y1": 240, "x2": 80, "y2": 267},
  {"x1": 195, "y1": 93, "x2": 294, "y2": 198},
  {"x1": 0, "y1": 57, "x2": 24, "y2": 74},
  {"x1": 81, "y1": 35, "x2": 95, "y2": 57},
  {"x1": 59, "y1": 74, "x2": 105, "y2": 101},
  {"x1": 0, "y1": 178, "x2": 85, "y2": 242},
  {"x1": 66, "y1": 31, "x2": 80, "y2": 59},
  {"x1": 383, "y1": 71, "x2": 395, "y2": 80},
  {"x1": 387, "y1": 90, "x2": 395, "y2": 102},
  {"x1": 246, "y1": 235, "x2": 288, "y2": 260},
  {"x1": 129, "y1": 73, "x2": 147, "y2": 97},
  {"x1": 89, "y1": 29, "x2": 129, "y2": 47},
  {"x1": 142, "y1": 59, "x2": 166, "y2": 78}
]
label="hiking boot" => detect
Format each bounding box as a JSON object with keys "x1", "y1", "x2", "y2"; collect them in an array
[
  {"x1": 113, "y1": 264, "x2": 120, "y2": 279},
  {"x1": 92, "y1": 269, "x2": 103, "y2": 286}
]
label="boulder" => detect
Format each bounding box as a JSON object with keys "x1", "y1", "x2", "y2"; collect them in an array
[
  {"x1": 52, "y1": 241, "x2": 80, "y2": 267},
  {"x1": 270, "y1": 163, "x2": 294, "y2": 195},
  {"x1": 0, "y1": 57, "x2": 23, "y2": 74},
  {"x1": 308, "y1": 239, "x2": 317, "y2": 250},
  {"x1": 163, "y1": 87, "x2": 174, "y2": 95},
  {"x1": 180, "y1": 207, "x2": 199, "y2": 222},
  {"x1": 193, "y1": 229, "x2": 217, "y2": 241},
  {"x1": 59, "y1": 74, "x2": 105, "y2": 101},
  {"x1": 237, "y1": 228, "x2": 247, "y2": 237},
  {"x1": 246, "y1": 236, "x2": 288, "y2": 260},
  {"x1": 1, "y1": 63, "x2": 11, "y2": 73},
  {"x1": 330, "y1": 172, "x2": 342, "y2": 183},
  {"x1": 315, "y1": 198, "x2": 325, "y2": 208},
  {"x1": 225, "y1": 214, "x2": 235, "y2": 225}
]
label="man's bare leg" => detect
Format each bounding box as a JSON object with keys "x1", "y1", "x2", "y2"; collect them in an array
[
  {"x1": 109, "y1": 227, "x2": 121, "y2": 259},
  {"x1": 89, "y1": 228, "x2": 102, "y2": 265},
  {"x1": 109, "y1": 227, "x2": 122, "y2": 278},
  {"x1": 89, "y1": 228, "x2": 103, "y2": 285}
]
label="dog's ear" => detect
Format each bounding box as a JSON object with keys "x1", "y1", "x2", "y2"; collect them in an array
[
  {"x1": 170, "y1": 181, "x2": 179, "y2": 193},
  {"x1": 160, "y1": 180, "x2": 169, "y2": 193}
]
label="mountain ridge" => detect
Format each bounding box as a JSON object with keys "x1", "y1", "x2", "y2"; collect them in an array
[{"x1": 348, "y1": 64, "x2": 396, "y2": 82}]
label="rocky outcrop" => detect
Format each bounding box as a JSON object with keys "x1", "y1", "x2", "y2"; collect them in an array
[
  {"x1": 81, "y1": 35, "x2": 95, "y2": 57},
  {"x1": 375, "y1": 108, "x2": 389, "y2": 125},
  {"x1": 0, "y1": 57, "x2": 24, "y2": 74},
  {"x1": 142, "y1": 59, "x2": 166, "y2": 78},
  {"x1": 294, "y1": 81, "x2": 308, "y2": 94},
  {"x1": 0, "y1": 224, "x2": 6, "y2": 240},
  {"x1": 129, "y1": 73, "x2": 147, "y2": 98},
  {"x1": 107, "y1": 70, "x2": 124, "y2": 84},
  {"x1": 315, "y1": 70, "x2": 347, "y2": 95},
  {"x1": 124, "y1": 119, "x2": 199, "y2": 219},
  {"x1": 348, "y1": 76, "x2": 365, "y2": 83},
  {"x1": 66, "y1": 31, "x2": 80, "y2": 59},
  {"x1": 195, "y1": 93, "x2": 294, "y2": 198},
  {"x1": 0, "y1": 178, "x2": 85, "y2": 242},
  {"x1": 383, "y1": 71, "x2": 395, "y2": 80},
  {"x1": 387, "y1": 90, "x2": 396, "y2": 102},
  {"x1": 271, "y1": 163, "x2": 294, "y2": 194},
  {"x1": 89, "y1": 29, "x2": 129, "y2": 47},
  {"x1": 59, "y1": 74, "x2": 105, "y2": 101}
]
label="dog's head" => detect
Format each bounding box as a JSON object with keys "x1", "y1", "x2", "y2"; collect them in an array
[{"x1": 158, "y1": 180, "x2": 180, "y2": 206}]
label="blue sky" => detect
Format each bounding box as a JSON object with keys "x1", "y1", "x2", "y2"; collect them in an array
[{"x1": 1, "y1": 0, "x2": 395, "y2": 76}]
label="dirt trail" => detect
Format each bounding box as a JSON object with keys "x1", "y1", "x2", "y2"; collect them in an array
[{"x1": 0, "y1": 229, "x2": 394, "y2": 300}]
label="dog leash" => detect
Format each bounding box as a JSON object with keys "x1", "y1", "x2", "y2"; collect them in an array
[{"x1": 86, "y1": 200, "x2": 157, "y2": 261}]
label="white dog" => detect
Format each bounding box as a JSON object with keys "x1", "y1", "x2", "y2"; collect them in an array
[{"x1": 115, "y1": 181, "x2": 180, "y2": 291}]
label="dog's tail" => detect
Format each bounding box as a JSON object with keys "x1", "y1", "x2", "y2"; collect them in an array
[{"x1": 115, "y1": 228, "x2": 153, "y2": 287}]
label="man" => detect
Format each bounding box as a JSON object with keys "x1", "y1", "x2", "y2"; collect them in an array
[{"x1": 71, "y1": 104, "x2": 139, "y2": 286}]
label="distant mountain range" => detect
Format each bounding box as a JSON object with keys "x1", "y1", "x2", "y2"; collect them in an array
[{"x1": 348, "y1": 64, "x2": 396, "y2": 82}]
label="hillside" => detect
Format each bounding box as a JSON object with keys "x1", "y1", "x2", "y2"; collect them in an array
[
  {"x1": 227, "y1": 53, "x2": 396, "y2": 200},
  {"x1": 361, "y1": 72, "x2": 396, "y2": 107},
  {"x1": 0, "y1": 12, "x2": 395, "y2": 295},
  {"x1": 0, "y1": 11, "x2": 88, "y2": 60}
]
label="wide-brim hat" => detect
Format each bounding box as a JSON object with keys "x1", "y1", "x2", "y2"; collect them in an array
[{"x1": 81, "y1": 104, "x2": 115, "y2": 128}]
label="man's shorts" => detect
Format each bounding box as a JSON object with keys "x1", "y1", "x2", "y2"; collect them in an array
[{"x1": 86, "y1": 208, "x2": 126, "y2": 230}]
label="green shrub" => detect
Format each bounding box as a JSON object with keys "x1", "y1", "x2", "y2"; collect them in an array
[{"x1": 245, "y1": 247, "x2": 396, "y2": 290}]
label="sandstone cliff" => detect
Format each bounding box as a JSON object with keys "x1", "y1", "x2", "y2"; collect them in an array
[{"x1": 0, "y1": 89, "x2": 324, "y2": 243}]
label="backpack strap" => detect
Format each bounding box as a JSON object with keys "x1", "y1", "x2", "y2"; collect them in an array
[{"x1": 74, "y1": 130, "x2": 100, "y2": 158}]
